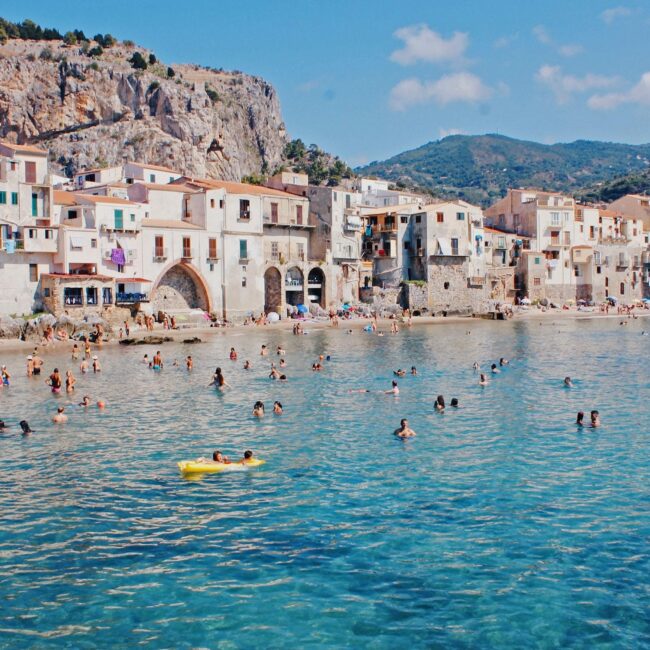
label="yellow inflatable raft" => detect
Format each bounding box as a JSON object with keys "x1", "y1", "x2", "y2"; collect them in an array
[{"x1": 178, "y1": 459, "x2": 265, "y2": 475}]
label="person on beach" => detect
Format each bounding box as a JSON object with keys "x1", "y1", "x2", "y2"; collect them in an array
[
  {"x1": 186, "y1": 356, "x2": 193, "y2": 371},
  {"x1": 252, "y1": 401, "x2": 265, "y2": 417},
  {"x1": 590, "y1": 410, "x2": 601, "y2": 428},
  {"x1": 1, "y1": 365, "x2": 10, "y2": 386},
  {"x1": 230, "y1": 347, "x2": 238, "y2": 361},
  {"x1": 273, "y1": 401, "x2": 283, "y2": 414},
  {"x1": 92, "y1": 356, "x2": 101, "y2": 373},
  {"x1": 564, "y1": 376, "x2": 573, "y2": 387},
  {"x1": 209, "y1": 367, "x2": 230, "y2": 390},
  {"x1": 124, "y1": 320, "x2": 130, "y2": 337},
  {"x1": 52, "y1": 406, "x2": 67, "y2": 424},
  {"x1": 386, "y1": 380, "x2": 399, "y2": 395},
  {"x1": 576, "y1": 411, "x2": 584, "y2": 427},
  {"x1": 71, "y1": 343, "x2": 80, "y2": 360},
  {"x1": 435, "y1": 395, "x2": 445, "y2": 412},
  {"x1": 394, "y1": 419, "x2": 416, "y2": 438},
  {"x1": 80, "y1": 358, "x2": 89, "y2": 374},
  {"x1": 65, "y1": 370, "x2": 76, "y2": 393},
  {"x1": 47, "y1": 368, "x2": 63, "y2": 393},
  {"x1": 479, "y1": 373, "x2": 489, "y2": 386}
]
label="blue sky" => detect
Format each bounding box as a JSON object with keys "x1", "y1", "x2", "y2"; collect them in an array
[{"x1": 6, "y1": 1, "x2": 650, "y2": 165}]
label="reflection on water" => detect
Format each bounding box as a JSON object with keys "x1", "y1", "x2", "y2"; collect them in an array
[{"x1": 0, "y1": 318, "x2": 649, "y2": 648}]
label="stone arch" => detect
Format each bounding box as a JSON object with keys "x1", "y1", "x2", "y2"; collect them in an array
[
  {"x1": 264, "y1": 266, "x2": 282, "y2": 313},
  {"x1": 285, "y1": 266, "x2": 304, "y2": 307},
  {"x1": 151, "y1": 261, "x2": 212, "y2": 313},
  {"x1": 307, "y1": 267, "x2": 326, "y2": 308}
]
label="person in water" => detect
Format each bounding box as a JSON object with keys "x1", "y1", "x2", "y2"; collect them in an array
[
  {"x1": 394, "y1": 369, "x2": 406, "y2": 377},
  {"x1": 252, "y1": 401, "x2": 265, "y2": 417},
  {"x1": 1, "y1": 365, "x2": 10, "y2": 386},
  {"x1": 92, "y1": 356, "x2": 101, "y2": 373},
  {"x1": 279, "y1": 358, "x2": 286, "y2": 368},
  {"x1": 152, "y1": 351, "x2": 163, "y2": 370},
  {"x1": 79, "y1": 395, "x2": 91, "y2": 407},
  {"x1": 479, "y1": 373, "x2": 489, "y2": 386},
  {"x1": 52, "y1": 406, "x2": 68, "y2": 424},
  {"x1": 386, "y1": 380, "x2": 399, "y2": 395},
  {"x1": 212, "y1": 450, "x2": 230, "y2": 464},
  {"x1": 209, "y1": 367, "x2": 230, "y2": 389},
  {"x1": 491, "y1": 363, "x2": 500, "y2": 374},
  {"x1": 269, "y1": 364, "x2": 281, "y2": 380},
  {"x1": 80, "y1": 358, "x2": 89, "y2": 374},
  {"x1": 229, "y1": 347, "x2": 238, "y2": 361},
  {"x1": 564, "y1": 376, "x2": 573, "y2": 387},
  {"x1": 499, "y1": 357, "x2": 509, "y2": 366},
  {"x1": 277, "y1": 345, "x2": 285, "y2": 355},
  {"x1": 71, "y1": 343, "x2": 80, "y2": 360},
  {"x1": 312, "y1": 363, "x2": 322, "y2": 371},
  {"x1": 435, "y1": 395, "x2": 445, "y2": 411},
  {"x1": 240, "y1": 450, "x2": 256, "y2": 464},
  {"x1": 576, "y1": 411, "x2": 584, "y2": 426},
  {"x1": 65, "y1": 370, "x2": 76, "y2": 393},
  {"x1": 26, "y1": 355, "x2": 34, "y2": 377},
  {"x1": 411, "y1": 366, "x2": 417, "y2": 376},
  {"x1": 394, "y1": 418, "x2": 416, "y2": 438},
  {"x1": 186, "y1": 356, "x2": 193, "y2": 371},
  {"x1": 590, "y1": 410, "x2": 601, "y2": 428},
  {"x1": 19, "y1": 420, "x2": 33, "y2": 436},
  {"x1": 450, "y1": 398, "x2": 459, "y2": 408},
  {"x1": 243, "y1": 360, "x2": 252, "y2": 370},
  {"x1": 32, "y1": 353, "x2": 43, "y2": 376},
  {"x1": 273, "y1": 401, "x2": 283, "y2": 414},
  {"x1": 260, "y1": 345, "x2": 268, "y2": 356},
  {"x1": 47, "y1": 368, "x2": 63, "y2": 393}
]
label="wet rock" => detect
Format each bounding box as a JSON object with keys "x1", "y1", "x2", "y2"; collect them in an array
[
  {"x1": 0, "y1": 317, "x2": 23, "y2": 339},
  {"x1": 55, "y1": 315, "x2": 76, "y2": 336},
  {"x1": 119, "y1": 335, "x2": 173, "y2": 346},
  {"x1": 182, "y1": 337, "x2": 202, "y2": 344},
  {"x1": 22, "y1": 314, "x2": 57, "y2": 342}
]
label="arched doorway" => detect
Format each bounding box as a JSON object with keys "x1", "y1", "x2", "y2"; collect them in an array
[
  {"x1": 285, "y1": 266, "x2": 304, "y2": 307},
  {"x1": 151, "y1": 263, "x2": 210, "y2": 313},
  {"x1": 307, "y1": 267, "x2": 326, "y2": 308},
  {"x1": 264, "y1": 267, "x2": 282, "y2": 313}
]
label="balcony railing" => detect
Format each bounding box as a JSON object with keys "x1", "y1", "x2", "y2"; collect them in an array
[
  {"x1": 182, "y1": 247, "x2": 195, "y2": 259},
  {"x1": 153, "y1": 247, "x2": 168, "y2": 261},
  {"x1": 116, "y1": 292, "x2": 149, "y2": 304}
]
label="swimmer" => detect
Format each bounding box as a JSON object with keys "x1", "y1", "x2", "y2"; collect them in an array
[
  {"x1": 243, "y1": 360, "x2": 252, "y2": 370},
  {"x1": 491, "y1": 363, "x2": 500, "y2": 374},
  {"x1": 499, "y1": 357, "x2": 509, "y2": 366},
  {"x1": 277, "y1": 345, "x2": 285, "y2": 355},
  {"x1": 152, "y1": 351, "x2": 163, "y2": 370},
  {"x1": 19, "y1": 420, "x2": 33, "y2": 436},
  {"x1": 393, "y1": 369, "x2": 406, "y2": 377},
  {"x1": 212, "y1": 450, "x2": 230, "y2": 464},
  {"x1": 279, "y1": 358, "x2": 286, "y2": 368},
  {"x1": 252, "y1": 401, "x2": 265, "y2": 417},
  {"x1": 65, "y1": 370, "x2": 76, "y2": 393},
  {"x1": 1, "y1": 365, "x2": 10, "y2": 386},
  {"x1": 386, "y1": 380, "x2": 399, "y2": 395},
  {"x1": 240, "y1": 449, "x2": 256, "y2": 464},
  {"x1": 26, "y1": 355, "x2": 34, "y2": 377},
  {"x1": 590, "y1": 410, "x2": 601, "y2": 428},
  {"x1": 52, "y1": 406, "x2": 68, "y2": 424},
  {"x1": 79, "y1": 395, "x2": 91, "y2": 407},
  {"x1": 479, "y1": 373, "x2": 489, "y2": 386},
  {"x1": 312, "y1": 363, "x2": 322, "y2": 371},
  {"x1": 80, "y1": 358, "x2": 89, "y2": 374},
  {"x1": 186, "y1": 356, "x2": 193, "y2": 371},
  {"x1": 576, "y1": 411, "x2": 584, "y2": 427},
  {"x1": 435, "y1": 395, "x2": 445, "y2": 411},
  {"x1": 411, "y1": 366, "x2": 417, "y2": 376},
  {"x1": 279, "y1": 374, "x2": 287, "y2": 381},
  {"x1": 47, "y1": 368, "x2": 63, "y2": 393},
  {"x1": 209, "y1": 367, "x2": 230, "y2": 389},
  {"x1": 260, "y1": 345, "x2": 268, "y2": 356},
  {"x1": 32, "y1": 353, "x2": 43, "y2": 376},
  {"x1": 450, "y1": 398, "x2": 459, "y2": 408},
  {"x1": 229, "y1": 347, "x2": 238, "y2": 361},
  {"x1": 273, "y1": 401, "x2": 283, "y2": 414},
  {"x1": 92, "y1": 356, "x2": 101, "y2": 373},
  {"x1": 394, "y1": 418, "x2": 416, "y2": 438},
  {"x1": 564, "y1": 376, "x2": 573, "y2": 387},
  {"x1": 71, "y1": 343, "x2": 80, "y2": 360},
  {"x1": 473, "y1": 361, "x2": 480, "y2": 371},
  {"x1": 269, "y1": 364, "x2": 281, "y2": 380},
  {"x1": 143, "y1": 354, "x2": 149, "y2": 364}
]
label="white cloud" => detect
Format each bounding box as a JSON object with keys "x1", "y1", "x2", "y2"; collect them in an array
[
  {"x1": 389, "y1": 72, "x2": 492, "y2": 111},
  {"x1": 390, "y1": 24, "x2": 468, "y2": 65},
  {"x1": 439, "y1": 128, "x2": 466, "y2": 138},
  {"x1": 588, "y1": 72, "x2": 650, "y2": 109},
  {"x1": 533, "y1": 24, "x2": 582, "y2": 57},
  {"x1": 494, "y1": 33, "x2": 518, "y2": 49},
  {"x1": 535, "y1": 64, "x2": 619, "y2": 104},
  {"x1": 601, "y1": 6, "x2": 632, "y2": 24}
]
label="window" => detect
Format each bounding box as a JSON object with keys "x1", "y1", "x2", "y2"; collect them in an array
[
  {"x1": 271, "y1": 202, "x2": 279, "y2": 223},
  {"x1": 86, "y1": 287, "x2": 98, "y2": 305},
  {"x1": 550, "y1": 212, "x2": 560, "y2": 225},
  {"x1": 443, "y1": 282, "x2": 450, "y2": 290},
  {"x1": 242, "y1": 276, "x2": 247, "y2": 287},
  {"x1": 416, "y1": 237, "x2": 422, "y2": 250},
  {"x1": 400, "y1": 216, "x2": 408, "y2": 224},
  {"x1": 0, "y1": 191, "x2": 6, "y2": 204},
  {"x1": 114, "y1": 209, "x2": 124, "y2": 229},
  {"x1": 210, "y1": 198, "x2": 215, "y2": 209},
  {"x1": 239, "y1": 239, "x2": 248, "y2": 260},
  {"x1": 271, "y1": 241, "x2": 279, "y2": 259},
  {"x1": 182, "y1": 237, "x2": 192, "y2": 258},
  {"x1": 154, "y1": 235, "x2": 164, "y2": 258},
  {"x1": 415, "y1": 215, "x2": 421, "y2": 223},
  {"x1": 451, "y1": 238, "x2": 459, "y2": 255},
  {"x1": 456, "y1": 212, "x2": 465, "y2": 221},
  {"x1": 497, "y1": 237, "x2": 506, "y2": 249},
  {"x1": 219, "y1": 199, "x2": 224, "y2": 209},
  {"x1": 239, "y1": 199, "x2": 250, "y2": 220},
  {"x1": 345, "y1": 194, "x2": 351, "y2": 209},
  {"x1": 533, "y1": 257, "x2": 540, "y2": 265},
  {"x1": 333, "y1": 191, "x2": 338, "y2": 202},
  {"x1": 589, "y1": 226, "x2": 595, "y2": 239},
  {"x1": 28, "y1": 229, "x2": 36, "y2": 239},
  {"x1": 43, "y1": 288, "x2": 50, "y2": 297},
  {"x1": 45, "y1": 229, "x2": 53, "y2": 239},
  {"x1": 32, "y1": 193, "x2": 38, "y2": 217},
  {"x1": 149, "y1": 174, "x2": 156, "y2": 183},
  {"x1": 579, "y1": 225, "x2": 583, "y2": 233},
  {"x1": 296, "y1": 205, "x2": 303, "y2": 224},
  {"x1": 297, "y1": 243, "x2": 304, "y2": 260},
  {"x1": 63, "y1": 287, "x2": 83, "y2": 305},
  {"x1": 102, "y1": 287, "x2": 113, "y2": 304},
  {"x1": 620, "y1": 282, "x2": 625, "y2": 295},
  {"x1": 11, "y1": 192, "x2": 18, "y2": 205},
  {"x1": 208, "y1": 238, "x2": 217, "y2": 259},
  {"x1": 437, "y1": 212, "x2": 444, "y2": 223},
  {"x1": 130, "y1": 214, "x2": 136, "y2": 223},
  {"x1": 25, "y1": 161, "x2": 36, "y2": 183},
  {"x1": 564, "y1": 231, "x2": 571, "y2": 245},
  {"x1": 29, "y1": 263, "x2": 38, "y2": 282},
  {"x1": 605, "y1": 277, "x2": 609, "y2": 287},
  {"x1": 533, "y1": 277, "x2": 541, "y2": 286},
  {"x1": 404, "y1": 240, "x2": 410, "y2": 249},
  {"x1": 596, "y1": 266, "x2": 601, "y2": 274}
]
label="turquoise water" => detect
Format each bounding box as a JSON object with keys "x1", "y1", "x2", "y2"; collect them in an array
[{"x1": 0, "y1": 318, "x2": 649, "y2": 648}]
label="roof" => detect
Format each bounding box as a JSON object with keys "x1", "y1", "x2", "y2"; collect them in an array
[
  {"x1": 42, "y1": 273, "x2": 113, "y2": 281},
  {"x1": 130, "y1": 161, "x2": 179, "y2": 173},
  {"x1": 75, "y1": 165, "x2": 123, "y2": 176},
  {"x1": 75, "y1": 195, "x2": 138, "y2": 206},
  {"x1": 53, "y1": 190, "x2": 78, "y2": 206},
  {"x1": 180, "y1": 177, "x2": 305, "y2": 199},
  {"x1": 571, "y1": 245, "x2": 593, "y2": 249},
  {"x1": 123, "y1": 277, "x2": 152, "y2": 283},
  {"x1": 141, "y1": 218, "x2": 203, "y2": 230},
  {"x1": 0, "y1": 141, "x2": 48, "y2": 155},
  {"x1": 142, "y1": 183, "x2": 198, "y2": 193},
  {"x1": 484, "y1": 226, "x2": 529, "y2": 237}
]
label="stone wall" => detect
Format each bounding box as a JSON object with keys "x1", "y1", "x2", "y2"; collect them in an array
[
  {"x1": 151, "y1": 266, "x2": 206, "y2": 312},
  {"x1": 427, "y1": 257, "x2": 490, "y2": 315},
  {"x1": 402, "y1": 283, "x2": 429, "y2": 313}
]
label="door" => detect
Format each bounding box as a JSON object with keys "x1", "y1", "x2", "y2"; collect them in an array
[
  {"x1": 182, "y1": 237, "x2": 191, "y2": 258},
  {"x1": 271, "y1": 203, "x2": 278, "y2": 224}
]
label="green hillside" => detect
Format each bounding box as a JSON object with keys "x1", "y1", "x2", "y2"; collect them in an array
[{"x1": 356, "y1": 134, "x2": 650, "y2": 206}]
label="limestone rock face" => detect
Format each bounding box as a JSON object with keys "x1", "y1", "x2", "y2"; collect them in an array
[{"x1": 0, "y1": 40, "x2": 288, "y2": 179}]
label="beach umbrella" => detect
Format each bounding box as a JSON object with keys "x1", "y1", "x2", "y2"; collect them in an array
[
  {"x1": 267, "y1": 312, "x2": 280, "y2": 322},
  {"x1": 642, "y1": 298, "x2": 650, "y2": 304},
  {"x1": 297, "y1": 304, "x2": 309, "y2": 314}
]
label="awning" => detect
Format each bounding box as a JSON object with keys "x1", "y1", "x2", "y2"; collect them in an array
[
  {"x1": 69, "y1": 236, "x2": 84, "y2": 248},
  {"x1": 347, "y1": 216, "x2": 362, "y2": 228},
  {"x1": 436, "y1": 237, "x2": 451, "y2": 255}
]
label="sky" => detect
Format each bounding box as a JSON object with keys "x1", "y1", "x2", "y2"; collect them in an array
[{"x1": 6, "y1": 1, "x2": 650, "y2": 166}]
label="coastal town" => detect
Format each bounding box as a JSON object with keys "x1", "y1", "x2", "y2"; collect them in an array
[{"x1": 0, "y1": 139, "x2": 649, "y2": 325}]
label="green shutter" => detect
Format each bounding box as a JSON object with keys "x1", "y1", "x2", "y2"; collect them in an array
[
  {"x1": 31, "y1": 193, "x2": 38, "y2": 216},
  {"x1": 114, "y1": 209, "x2": 124, "y2": 229},
  {"x1": 11, "y1": 192, "x2": 18, "y2": 205},
  {"x1": 0, "y1": 191, "x2": 6, "y2": 204},
  {"x1": 239, "y1": 239, "x2": 247, "y2": 259}
]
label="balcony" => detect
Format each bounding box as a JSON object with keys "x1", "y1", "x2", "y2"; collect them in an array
[
  {"x1": 285, "y1": 279, "x2": 303, "y2": 290},
  {"x1": 116, "y1": 292, "x2": 149, "y2": 304},
  {"x1": 181, "y1": 248, "x2": 195, "y2": 260},
  {"x1": 239, "y1": 210, "x2": 251, "y2": 221},
  {"x1": 153, "y1": 247, "x2": 168, "y2": 262},
  {"x1": 617, "y1": 257, "x2": 629, "y2": 269}
]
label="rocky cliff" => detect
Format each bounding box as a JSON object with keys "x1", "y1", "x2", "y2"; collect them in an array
[{"x1": 0, "y1": 39, "x2": 288, "y2": 179}]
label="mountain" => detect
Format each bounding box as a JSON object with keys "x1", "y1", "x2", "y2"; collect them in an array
[
  {"x1": 577, "y1": 169, "x2": 650, "y2": 204},
  {"x1": 356, "y1": 134, "x2": 650, "y2": 206},
  {"x1": 0, "y1": 33, "x2": 288, "y2": 179}
]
